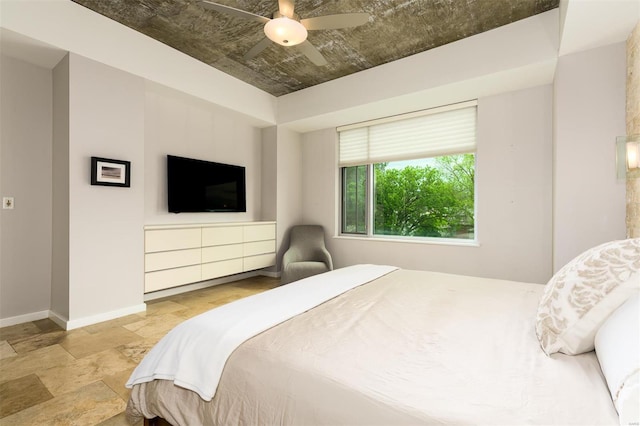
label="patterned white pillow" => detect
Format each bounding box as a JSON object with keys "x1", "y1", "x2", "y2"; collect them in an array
[{"x1": 535, "y1": 238, "x2": 640, "y2": 355}]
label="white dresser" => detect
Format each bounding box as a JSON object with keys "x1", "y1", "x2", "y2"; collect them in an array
[{"x1": 144, "y1": 222, "x2": 276, "y2": 293}]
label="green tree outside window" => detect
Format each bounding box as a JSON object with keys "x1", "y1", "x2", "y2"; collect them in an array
[{"x1": 342, "y1": 154, "x2": 474, "y2": 239}]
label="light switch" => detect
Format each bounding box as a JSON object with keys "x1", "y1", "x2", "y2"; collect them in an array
[{"x1": 3, "y1": 197, "x2": 14, "y2": 209}]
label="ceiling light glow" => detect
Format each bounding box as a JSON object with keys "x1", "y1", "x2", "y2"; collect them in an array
[{"x1": 264, "y1": 17, "x2": 307, "y2": 46}]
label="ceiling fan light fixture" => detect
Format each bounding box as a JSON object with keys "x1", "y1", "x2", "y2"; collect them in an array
[{"x1": 264, "y1": 17, "x2": 307, "y2": 46}]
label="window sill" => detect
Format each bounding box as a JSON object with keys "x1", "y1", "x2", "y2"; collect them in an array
[{"x1": 334, "y1": 234, "x2": 480, "y2": 247}]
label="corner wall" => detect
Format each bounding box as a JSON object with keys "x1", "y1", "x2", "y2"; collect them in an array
[
  {"x1": 51, "y1": 54, "x2": 70, "y2": 322},
  {"x1": 274, "y1": 127, "x2": 303, "y2": 270},
  {"x1": 259, "y1": 125, "x2": 304, "y2": 272},
  {"x1": 66, "y1": 53, "x2": 145, "y2": 325},
  {"x1": 553, "y1": 42, "x2": 627, "y2": 270}
]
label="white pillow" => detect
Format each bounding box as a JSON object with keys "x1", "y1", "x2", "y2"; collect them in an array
[
  {"x1": 595, "y1": 293, "x2": 640, "y2": 426},
  {"x1": 535, "y1": 238, "x2": 640, "y2": 355}
]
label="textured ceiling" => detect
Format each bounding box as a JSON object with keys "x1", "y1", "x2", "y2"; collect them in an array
[{"x1": 71, "y1": 0, "x2": 558, "y2": 97}]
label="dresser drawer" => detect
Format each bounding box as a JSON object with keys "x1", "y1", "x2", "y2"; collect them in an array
[
  {"x1": 202, "y1": 226, "x2": 243, "y2": 247},
  {"x1": 146, "y1": 228, "x2": 201, "y2": 253},
  {"x1": 244, "y1": 240, "x2": 276, "y2": 257},
  {"x1": 202, "y1": 258, "x2": 244, "y2": 280},
  {"x1": 145, "y1": 248, "x2": 201, "y2": 272},
  {"x1": 144, "y1": 265, "x2": 201, "y2": 292},
  {"x1": 244, "y1": 253, "x2": 276, "y2": 272},
  {"x1": 243, "y1": 223, "x2": 276, "y2": 242},
  {"x1": 202, "y1": 244, "x2": 243, "y2": 263}
]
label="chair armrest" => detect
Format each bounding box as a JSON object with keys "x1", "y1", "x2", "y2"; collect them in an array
[
  {"x1": 319, "y1": 248, "x2": 333, "y2": 270},
  {"x1": 282, "y1": 246, "x2": 300, "y2": 269}
]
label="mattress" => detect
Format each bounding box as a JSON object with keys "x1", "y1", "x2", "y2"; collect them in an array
[{"x1": 126, "y1": 268, "x2": 619, "y2": 425}]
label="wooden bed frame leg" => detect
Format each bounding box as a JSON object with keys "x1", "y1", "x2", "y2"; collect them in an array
[{"x1": 145, "y1": 417, "x2": 171, "y2": 426}]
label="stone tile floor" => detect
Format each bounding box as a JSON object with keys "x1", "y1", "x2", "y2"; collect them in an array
[{"x1": 0, "y1": 275, "x2": 280, "y2": 425}]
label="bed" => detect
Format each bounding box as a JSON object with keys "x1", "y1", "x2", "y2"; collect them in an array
[{"x1": 126, "y1": 239, "x2": 640, "y2": 426}]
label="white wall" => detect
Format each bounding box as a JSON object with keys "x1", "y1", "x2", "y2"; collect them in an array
[
  {"x1": 0, "y1": 51, "x2": 272, "y2": 327},
  {"x1": 144, "y1": 83, "x2": 263, "y2": 225},
  {"x1": 553, "y1": 42, "x2": 627, "y2": 271},
  {"x1": 278, "y1": 10, "x2": 558, "y2": 133},
  {"x1": 301, "y1": 85, "x2": 553, "y2": 284},
  {"x1": 66, "y1": 53, "x2": 145, "y2": 324},
  {"x1": 0, "y1": 55, "x2": 53, "y2": 322}
]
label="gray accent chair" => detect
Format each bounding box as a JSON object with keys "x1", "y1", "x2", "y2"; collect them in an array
[{"x1": 281, "y1": 225, "x2": 333, "y2": 284}]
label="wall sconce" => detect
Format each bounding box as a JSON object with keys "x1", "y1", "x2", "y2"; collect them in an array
[{"x1": 616, "y1": 135, "x2": 640, "y2": 179}]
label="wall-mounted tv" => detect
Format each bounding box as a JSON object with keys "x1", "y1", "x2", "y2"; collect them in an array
[{"x1": 167, "y1": 155, "x2": 246, "y2": 213}]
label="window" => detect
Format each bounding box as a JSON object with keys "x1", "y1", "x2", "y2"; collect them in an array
[
  {"x1": 339, "y1": 101, "x2": 477, "y2": 241},
  {"x1": 341, "y1": 165, "x2": 367, "y2": 234}
]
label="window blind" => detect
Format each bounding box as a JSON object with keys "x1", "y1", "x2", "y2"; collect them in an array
[{"x1": 338, "y1": 101, "x2": 477, "y2": 166}]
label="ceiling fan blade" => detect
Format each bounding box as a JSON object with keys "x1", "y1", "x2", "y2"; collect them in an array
[
  {"x1": 301, "y1": 13, "x2": 369, "y2": 30},
  {"x1": 200, "y1": 1, "x2": 270, "y2": 24},
  {"x1": 278, "y1": 0, "x2": 296, "y2": 18},
  {"x1": 298, "y1": 40, "x2": 327, "y2": 66},
  {"x1": 243, "y1": 37, "x2": 272, "y2": 61}
]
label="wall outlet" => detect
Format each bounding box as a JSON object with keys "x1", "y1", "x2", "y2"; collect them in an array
[{"x1": 3, "y1": 197, "x2": 14, "y2": 209}]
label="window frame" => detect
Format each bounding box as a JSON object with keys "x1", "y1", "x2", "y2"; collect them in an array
[
  {"x1": 339, "y1": 155, "x2": 478, "y2": 244},
  {"x1": 340, "y1": 165, "x2": 369, "y2": 235},
  {"x1": 338, "y1": 101, "x2": 478, "y2": 245}
]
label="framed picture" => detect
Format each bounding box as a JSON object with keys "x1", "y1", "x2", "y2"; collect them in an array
[{"x1": 91, "y1": 157, "x2": 131, "y2": 187}]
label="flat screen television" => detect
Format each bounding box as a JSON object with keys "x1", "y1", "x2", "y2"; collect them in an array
[{"x1": 167, "y1": 155, "x2": 246, "y2": 213}]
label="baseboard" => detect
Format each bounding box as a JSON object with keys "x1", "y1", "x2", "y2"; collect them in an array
[
  {"x1": 64, "y1": 303, "x2": 147, "y2": 331},
  {"x1": 0, "y1": 269, "x2": 281, "y2": 330},
  {"x1": 1, "y1": 304, "x2": 148, "y2": 331},
  {"x1": 48, "y1": 310, "x2": 68, "y2": 330},
  {"x1": 0, "y1": 310, "x2": 49, "y2": 328}
]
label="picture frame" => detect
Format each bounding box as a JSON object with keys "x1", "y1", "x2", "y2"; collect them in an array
[{"x1": 91, "y1": 157, "x2": 131, "y2": 187}]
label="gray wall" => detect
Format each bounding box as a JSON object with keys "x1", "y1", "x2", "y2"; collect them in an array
[
  {"x1": 51, "y1": 54, "x2": 70, "y2": 321},
  {"x1": 553, "y1": 42, "x2": 627, "y2": 271},
  {"x1": 274, "y1": 126, "x2": 303, "y2": 270},
  {"x1": 301, "y1": 85, "x2": 553, "y2": 284},
  {"x1": 261, "y1": 126, "x2": 277, "y2": 224},
  {"x1": 0, "y1": 55, "x2": 53, "y2": 321}
]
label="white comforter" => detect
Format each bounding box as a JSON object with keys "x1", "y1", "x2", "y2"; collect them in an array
[
  {"x1": 126, "y1": 264, "x2": 397, "y2": 400},
  {"x1": 127, "y1": 267, "x2": 619, "y2": 425}
]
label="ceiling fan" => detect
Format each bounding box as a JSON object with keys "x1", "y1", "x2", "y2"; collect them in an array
[{"x1": 199, "y1": 0, "x2": 369, "y2": 66}]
